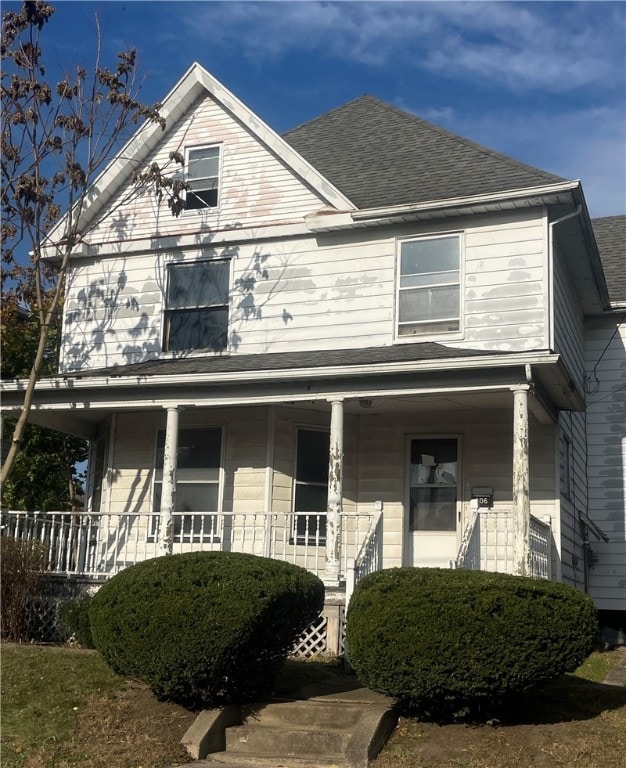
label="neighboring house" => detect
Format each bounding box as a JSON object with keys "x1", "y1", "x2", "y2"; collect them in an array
[{"x1": 2, "y1": 64, "x2": 624, "y2": 644}]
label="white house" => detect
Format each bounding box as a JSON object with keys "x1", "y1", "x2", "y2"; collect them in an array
[{"x1": 2, "y1": 64, "x2": 624, "y2": 646}]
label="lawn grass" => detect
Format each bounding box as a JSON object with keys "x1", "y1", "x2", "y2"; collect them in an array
[
  {"x1": 1, "y1": 644, "x2": 123, "y2": 766},
  {"x1": 1, "y1": 643, "x2": 193, "y2": 768},
  {"x1": 1, "y1": 643, "x2": 625, "y2": 768}
]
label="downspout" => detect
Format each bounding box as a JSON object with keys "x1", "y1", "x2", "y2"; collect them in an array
[{"x1": 548, "y1": 205, "x2": 582, "y2": 351}]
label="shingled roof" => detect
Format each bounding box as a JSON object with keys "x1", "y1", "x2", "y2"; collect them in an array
[
  {"x1": 284, "y1": 95, "x2": 565, "y2": 210},
  {"x1": 592, "y1": 215, "x2": 626, "y2": 305},
  {"x1": 72, "y1": 343, "x2": 502, "y2": 379}
]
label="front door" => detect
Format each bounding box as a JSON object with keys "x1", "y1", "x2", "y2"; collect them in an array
[{"x1": 407, "y1": 437, "x2": 460, "y2": 568}]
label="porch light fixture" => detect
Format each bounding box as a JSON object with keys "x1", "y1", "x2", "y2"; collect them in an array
[{"x1": 359, "y1": 399, "x2": 373, "y2": 409}]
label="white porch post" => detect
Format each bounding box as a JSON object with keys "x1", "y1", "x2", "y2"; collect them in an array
[
  {"x1": 157, "y1": 406, "x2": 179, "y2": 557},
  {"x1": 512, "y1": 387, "x2": 530, "y2": 576},
  {"x1": 325, "y1": 398, "x2": 344, "y2": 585}
]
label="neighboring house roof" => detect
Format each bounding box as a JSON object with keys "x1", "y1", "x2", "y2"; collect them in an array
[
  {"x1": 592, "y1": 215, "x2": 626, "y2": 305},
  {"x1": 71, "y1": 343, "x2": 504, "y2": 379},
  {"x1": 284, "y1": 95, "x2": 565, "y2": 210}
]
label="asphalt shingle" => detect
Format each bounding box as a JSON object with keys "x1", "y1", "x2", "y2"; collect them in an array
[
  {"x1": 284, "y1": 95, "x2": 564, "y2": 210},
  {"x1": 72, "y1": 343, "x2": 503, "y2": 379},
  {"x1": 592, "y1": 215, "x2": 626, "y2": 305}
]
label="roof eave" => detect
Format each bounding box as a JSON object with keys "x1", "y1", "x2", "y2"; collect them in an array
[{"x1": 305, "y1": 180, "x2": 581, "y2": 232}]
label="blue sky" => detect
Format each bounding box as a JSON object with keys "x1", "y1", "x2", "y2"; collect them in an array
[{"x1": 6, "y1": 0, "x2": 626, "y2": 217}]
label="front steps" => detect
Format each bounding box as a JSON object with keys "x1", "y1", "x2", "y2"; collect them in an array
[{"x1": 181, "y1": 688, "x2": 398, "y2": 768}]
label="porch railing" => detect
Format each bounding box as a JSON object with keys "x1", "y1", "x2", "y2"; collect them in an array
[
  {"x1": 345, "y1": 505, "x2": 383, "y2": 607},
  {"x1": 455, "y1": 509, "x2": 552, "y2": 579},
  {"x1": 1, "y1": 509, "x2": 374, "y2": 580}
]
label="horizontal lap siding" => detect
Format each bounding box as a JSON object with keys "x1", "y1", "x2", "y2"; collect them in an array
[
  {"x1": 554, "y1": 243, "x2": 585, "y2": 392},
  {"x1": 558, "y1": 411, "x2": 587, "y2": 591},
  {"x1": 61, "y1": 210, "x2": 548, "y2": 371},
  {"x1": 461, "y1": 212, "x2": 547, "y2": 352},
  {"x1": 585, "y1": 316, "x2": 626, "y2": 610},
  {"x1": 85, "y1": 94, "x2": 328, "y2": 246}
]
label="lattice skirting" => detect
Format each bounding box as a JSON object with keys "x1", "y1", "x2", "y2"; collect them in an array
[{"x1": 291, "y1": 603, "x2": 346, "y2": 659}]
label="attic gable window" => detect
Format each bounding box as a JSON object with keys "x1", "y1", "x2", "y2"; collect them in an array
[
  {"x1": 397, "y1": 234, "x2": 461, "y2": 337},
  {"x1": 185, "y1": 145, "x2": 220, "y2": 210},
  {"x1": 164, "y1": 260, "x2": 230, "y2": 352}
]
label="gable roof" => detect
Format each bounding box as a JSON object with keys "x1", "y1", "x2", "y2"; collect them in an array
[
  {"x1": 44, "y1": 63, "x2": 355, "y2": 253},
  {"x1": 284, "y1": 95, "x2": 565, "y2": 210},
  {"x1": 592, "y1": 215, "x2": 626, "y2": 305}
]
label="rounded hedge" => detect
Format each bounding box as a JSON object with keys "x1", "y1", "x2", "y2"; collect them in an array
[
  {"x1": 89, "y1": 552, "x2": 324, "y2": 707},
  {"x1": 346, "y1": 568, "x2": 598, "y2": 713}
]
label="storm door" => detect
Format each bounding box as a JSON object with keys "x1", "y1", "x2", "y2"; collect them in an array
[{"x1": 407, "y1": 437, "x2": 460, "y2": 567}]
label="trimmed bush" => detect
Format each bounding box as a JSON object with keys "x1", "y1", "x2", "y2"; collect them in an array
[
  {"x1": 59, "y1": 596, "x2": 94, "y2": 648},
  {"x1": 90, "y1": 551, "x2": 324, "y2": 707},
  {"x1": 346, "y1": 568, "x2": 598, "y2": 714}
]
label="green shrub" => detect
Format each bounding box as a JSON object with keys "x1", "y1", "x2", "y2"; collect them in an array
[
  {"x1": 90, "y1": 551, "x2": 324, "y2": 707},
  {"x1": 346, "y1": 568, "x2": 598, "y2": 715},
  {"x1": 0, "y1": 536, "x2": 47, "y2": 641},
  {"x1": 59, "y1": 596, "x2": 94, "y2": 648}
]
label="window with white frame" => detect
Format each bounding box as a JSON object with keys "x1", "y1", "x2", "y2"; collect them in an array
[
  {"x1": 152, "y1": 427, "x2": 222, "y2": 542},
  {"x1": 185, "y1": 145, "x2": 220, "y2": 210},
  {"x1": 397, "y1": 234, "x2": 461, "y2": 337},
  {"x1": 163, "y1": 260, "x2": 229, "y2": 352},
  {"x1": 293, "y1": 428, "x2": 329, "y2": 544}
]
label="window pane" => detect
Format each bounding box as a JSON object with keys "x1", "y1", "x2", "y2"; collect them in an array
[
  {"x1": 186, "y1": 188, "x2": 218, "y2": 210},
  {"x1": 295, "y1": 483, "x2": 328, "y2": 512},
  {"x1": 156, "y1": 428, "x2": 221, "y2": 470},
  {"x1": 296, "y1": 429, "x2": 329, "y2": 484},
  {"x1": 166, "y1": 308, "x2": 228, "y2": 351},
  {"x1": 399, "y1": 286, "x2": 459, "y2": 324},
  {"x1": 188, "y1": 147, "x2": 219, "y2": 180},
  {"x1": 175, "y1": 483, "x2": 219, "y2": 513},
  {"x1": 167, "y1": 261, "x2": 229, "y2": 309},
  {"x1": 401, "y1": 236, "x2": 459, "y2": 276}
]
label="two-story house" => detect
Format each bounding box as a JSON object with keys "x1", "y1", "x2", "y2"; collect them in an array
[{"x1": 2, "y1": 64, "x2": 624, "y2": 648}]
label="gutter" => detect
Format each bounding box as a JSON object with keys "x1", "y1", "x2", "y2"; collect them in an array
[{"x1": 306, "y1": 181, "x2": 581, "y2": 231}]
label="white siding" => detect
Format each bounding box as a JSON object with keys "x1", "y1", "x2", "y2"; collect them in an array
[
  {"x1": 61, "y1": 209, "x2": 549, "y2": 372},
  {"x1": 585, "y1": 314, "x2": 626, "y2": 610},
  {"x1": 553, "y1": 242, "x2": 585, "y2": 392},
  {"x1": 557, "y1": 411, "x2": 588, "y2": 592},
  {"x1": 85, "y1": 94, "x2": 329, "y2": 245}
]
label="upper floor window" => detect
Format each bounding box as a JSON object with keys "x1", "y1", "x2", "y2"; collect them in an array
[
  {"x1": 185, "y1": 145, "x2": 220, "y2": 210},
  {"x1": 397, "y1": 234, "x2": 460, "y2": 337},
  {"x1": 164, "y1": 260, "x2": 229, "y2": 352}
]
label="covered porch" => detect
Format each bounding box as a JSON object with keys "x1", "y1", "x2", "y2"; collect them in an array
[{"x1": 1, "y1": 348, "x2": 573, "y2": 596}]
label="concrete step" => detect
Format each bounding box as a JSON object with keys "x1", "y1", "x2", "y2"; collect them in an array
[
  {"x1": 245, "y1": 700, "x2": 363, "y2": 729},
  {"x1": 225, "y1": 723, "x2": 351, "y2": 758},
  {"x1": 197, "y1": 753, "x2": 342, "y2": 768}
]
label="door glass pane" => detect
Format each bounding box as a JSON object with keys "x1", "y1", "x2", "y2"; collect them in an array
[{"x1": 410, "y1": 438, "x2": 457, "y2": 531}]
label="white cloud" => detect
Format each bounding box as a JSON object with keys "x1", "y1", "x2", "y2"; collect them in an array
[{"x1": 186, "y1": 1, "x2": 625, "y2": 93}]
